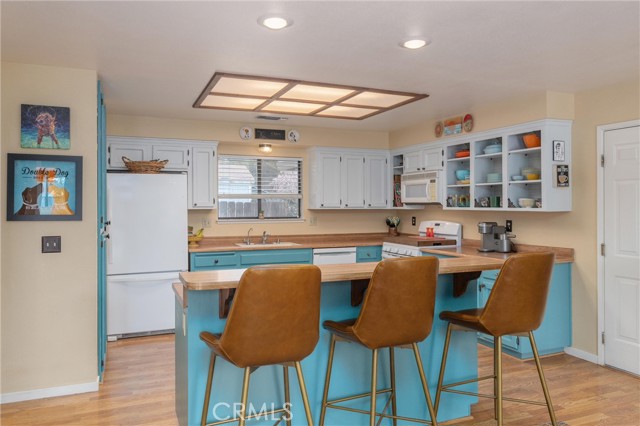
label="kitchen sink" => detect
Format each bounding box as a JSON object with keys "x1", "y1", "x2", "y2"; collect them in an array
[{"x1": 234, "y1": 242, "x2": 301, "y2": 248}]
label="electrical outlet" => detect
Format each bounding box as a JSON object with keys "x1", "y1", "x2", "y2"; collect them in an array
[
  {"x1": 506, "y1": 220, "x2": 513, "y2": 232},
  {"x1": 412, "y1": 216, "x2": 416, "y2": 226},
  {"x1": 202, "y1": 218, "x2": 212, "y2": 228},
  {"x1": 309, "y1": 216, "x2": 317, "y2": 226},
  {"x1": 42, "y1": 236, "x2": 61, "y2": 253}
]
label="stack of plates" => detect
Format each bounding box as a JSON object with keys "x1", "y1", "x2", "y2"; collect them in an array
[{"x1": 486, "y1": 173, "x2": 502, "y2": 183}]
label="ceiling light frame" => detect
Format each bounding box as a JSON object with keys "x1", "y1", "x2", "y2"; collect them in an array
[{"x1": 193, "y1": 72, "x2": 429, "y2": 120}]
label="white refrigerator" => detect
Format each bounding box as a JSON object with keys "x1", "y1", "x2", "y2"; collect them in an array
[{"x1": 106, "y1": 173, "x2": 188, "y2": 339}]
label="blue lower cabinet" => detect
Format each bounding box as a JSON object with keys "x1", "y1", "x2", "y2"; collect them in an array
[
  {"x1": 476, "y1": 264, "x2": 572, "y2": 359},
  {"x1": 356, "y1": 245, "x2": 382, "y2": 263},
  {"x1": 190, "y1": 249, "x2": 313, "y2": 271},
  {"x1": 239, "y1": 248, "x2": 312, "y2": 266},
  {"x1": 190, "y1": 252, "x2": 239, "y2": 271}
]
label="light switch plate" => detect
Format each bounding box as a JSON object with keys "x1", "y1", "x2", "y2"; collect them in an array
[{"x1": 42, "y1": 236, "x2": 61, "y2": 253}]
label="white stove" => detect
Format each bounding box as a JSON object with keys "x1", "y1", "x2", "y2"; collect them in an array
[{"x1": 381, "y1": 221, "x2": 462, "y2": 259}]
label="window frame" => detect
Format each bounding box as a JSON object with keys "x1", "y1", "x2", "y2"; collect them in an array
[{"x1": 217, "y1": 155, "x2": 303, "y2": 221}]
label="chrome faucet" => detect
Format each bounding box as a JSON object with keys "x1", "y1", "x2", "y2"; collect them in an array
[
  {"x1": 261, "y1": 231, "x2": 269, "y2": 244},
  {"x1": 244, "y1": 227, "x2": 253, "y2": 244}
]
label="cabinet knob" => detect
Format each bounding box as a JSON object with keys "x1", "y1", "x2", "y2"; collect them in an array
[{"x1": 214, "y1": 259, "x2": 219, "y2": 264}]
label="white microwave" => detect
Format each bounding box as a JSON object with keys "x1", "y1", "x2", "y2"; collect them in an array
[{"x1": 401, "y1": 171, "x2": 441, "y2": 204}]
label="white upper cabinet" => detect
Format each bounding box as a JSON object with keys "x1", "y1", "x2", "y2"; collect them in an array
[
  {"x1": 365, "y1": 154, "x2": 389, "y2": 208},
  {"x1": 309, "y1": 148, "x2": 389, "y2": 209},
  {"x1": 189, "y1": 146, "x2": 216, "y2": 209},
  {"x1": 107, "y1": 137, "x2": 218, "y2": 210},
  {"x1": 403, "y1": 147, "x2": 443, "y2": 173}
]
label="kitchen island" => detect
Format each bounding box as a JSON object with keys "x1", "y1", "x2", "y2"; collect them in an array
[{"x1": 174, "y1": 257, "x2": 513, "y2": 426}]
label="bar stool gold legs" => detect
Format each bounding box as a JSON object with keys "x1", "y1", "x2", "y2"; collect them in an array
[
  {"x1": 238, "y1": 368, "x2": 250, "y2": 426},
  {"x1": 294, "y1": 361, "x2": 314, "y2": 426},
  {"x1": 283, "y1": 367, "x2": 291, "y2": 426},
  {"x1": 320, "y1": 338, "x2": 438, "y2": 426},
  {"x1": 412, "y1": 343, "x2": 438, "y2": 425},
  {"x1": 530, "y1": 332, "x2": 558, "y2": 425},
  {"x1": 201, "y1": 353, "x2": 217, "y2": 426},
  {"x1": 434, "y1": 327, "x2": 558, "y2": 426}
]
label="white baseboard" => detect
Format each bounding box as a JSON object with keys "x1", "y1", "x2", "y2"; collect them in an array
[
  {"x1": 1, "y1": 379, "x2": 99, "y2": 404},
  {"x1": 564, "y1": 346, "x2": 599, "y2": 364}
]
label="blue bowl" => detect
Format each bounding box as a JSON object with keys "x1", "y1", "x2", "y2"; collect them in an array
[{"x1": 455, "y1": 169, "x2": 470, "y2": 180}]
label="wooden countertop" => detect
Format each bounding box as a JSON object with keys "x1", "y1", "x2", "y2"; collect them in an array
[
  {"x1": 189, "y1": 233, "x2": 388, "y2": 252},
  {"x1": 421, "y1": 239, "x2": 574, "y2": 264},
  {"x1": 180, "y1": 256, "x2": 506, "y2": 291}
]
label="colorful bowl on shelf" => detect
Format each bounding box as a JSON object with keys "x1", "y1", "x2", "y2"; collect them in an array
[
  {"x1": 454, "y1": 150, "x2": 470, "y2": 158},
  {"x1": 518, "y1": 198, "x2": 535, "y2": 208},
  {"x1": 521, "y1": 167, "x2": 540, "y2": 179},
  {"x1": 526, "y1": 173, "x2": 540, "y2": 180},
  {"x1": 522, "y1": 133, "x2": 541, "y2": 148},
  {"x1": 455, "y1": 169, "x2": 470, "y2": 180},
  {"x1": 483, "y1": 144, "x2": 502, "y2": 155}
]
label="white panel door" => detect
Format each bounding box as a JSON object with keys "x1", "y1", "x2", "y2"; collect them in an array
[
  {"x1": 153, "y1": 144, "x2": 189, "y2": 170},
  {"x1": 108, "y1": 142, "x2": 151, "y2": 169},
  {"x1": 319, "y1": 153, "x2": 342, "y2": 208},
  {"x1": 341, "y1": 155, "x2": 365, "y2": 208},
  {"x1": 365, "y1": 154, "x2": 388, "y2": 208},
  {"x1": 422, "y1": 147, "x2": 443, "y2": 170},
  {"x1": 604, "y1": 125, "x2": 640, "y2": 375},
  {"x1": 190, "y1": 146, "x2": 216, "y2": 209},
  {"x1": 404, "y1": 150, "x2": 422, "y2": 173}
]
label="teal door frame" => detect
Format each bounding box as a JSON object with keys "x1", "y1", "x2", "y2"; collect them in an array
[{"x1": 97, "y1": 81, "x2": 107, "y2": 380}]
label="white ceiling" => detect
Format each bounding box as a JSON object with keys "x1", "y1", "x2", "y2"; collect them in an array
[{"x1": 2, "y1": 1, "x2": 639, "y2": 132}]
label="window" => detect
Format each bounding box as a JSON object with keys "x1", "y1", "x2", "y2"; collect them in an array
[{"x1": 218, "y1": 155, "x2": 302, "y2": 220}]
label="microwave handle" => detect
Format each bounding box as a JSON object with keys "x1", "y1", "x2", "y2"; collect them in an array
[{"x1": 426, "y1": 178, "x2": 433, "y2": 201}]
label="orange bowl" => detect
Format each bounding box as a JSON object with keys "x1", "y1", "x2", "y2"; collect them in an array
[{"x1": 523, "y1": 134, "x2": 541, "y2": 148}]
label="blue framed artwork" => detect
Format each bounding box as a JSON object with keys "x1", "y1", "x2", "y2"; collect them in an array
[
  {"x1": 7, "y1": 154, "x2": 82, "y2": 221},
  {"x1": 20, "y1": 104, "x2": 71, "y2": 149}
]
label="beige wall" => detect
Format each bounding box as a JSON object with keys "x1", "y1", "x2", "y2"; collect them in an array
[
  {"x1": 391, "y1": 81, "x2": 640, "y2": 355},
  {"x1": 1, "y1": 63, "x2": 98, "y2": 393},
  {"x1": 108, "y1": 114, "x2": 393, "y2": 237}
]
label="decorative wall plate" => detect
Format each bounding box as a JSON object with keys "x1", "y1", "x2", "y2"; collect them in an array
[
  {"x1": 287, "y1": 129, "x2": 300, "y2": 143},
  {"x1": 463, "y1": 114, "x2": 473, "y2": 132},
  {"x1": 434, "y1": 121, "x2": 443, "y2": 138},
  {"x1": 239, "y1": 126, "x2": 253, "y2": 140}
]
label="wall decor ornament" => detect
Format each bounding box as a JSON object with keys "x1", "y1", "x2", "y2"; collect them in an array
[
  {"x1": 7, "y1": 153, "x2": 82, "y2": 221},
  {"x1": 21, "y1": 104, "x2": 70, "y2": 149},
  {"x1": 239, "y1": 126, "x2": 253, "y2": 140}
]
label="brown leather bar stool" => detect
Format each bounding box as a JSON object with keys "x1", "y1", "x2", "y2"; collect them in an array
[
  {"x1": 319, "y1": 256, "x2": 440, "y2": 426},
  {"x1": 199, "y1": 265, "x2": 321, "y2": 426},
  {"x1": 434, "y1": 252, "x2": 558, "y2": 426}
]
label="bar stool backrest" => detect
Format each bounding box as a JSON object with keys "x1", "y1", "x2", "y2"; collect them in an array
[
  {"x1": 481, "y1": 252, "x2": 555, "y2": 337},
  {"x1": 219, "y1": 265, "x2": 322, "y2": 367},
  {"x1": 353, "y1": 257, "x2": 439, "y2": 349}
]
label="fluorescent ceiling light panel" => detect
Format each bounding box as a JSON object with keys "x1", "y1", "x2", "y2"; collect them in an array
[
  {"x1": 345, "y1": 92, "x2": 414, "y2": 108},
  {"x1": 215, "y1": 76, "x2": 288, "y2": 97},
  {"x1": 316, "y1": 106, "x2": 378, "y2": 119},
  {"x1": 280, "y1": 85, "x2": 355, "y2": 102},
  {"x1": 194, "y1": 73, "x2": 428, "y2": 120},
  {"x1": 200, "y1": 95, "x2": 265, "y2": 110},
  {"x1": 261, "y1": 100, "x2": 323, "y2": 114}
]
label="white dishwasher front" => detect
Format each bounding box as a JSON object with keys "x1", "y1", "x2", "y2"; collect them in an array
[{"x1": 312, "y1": 247, "x2": 357, "y2": 265}]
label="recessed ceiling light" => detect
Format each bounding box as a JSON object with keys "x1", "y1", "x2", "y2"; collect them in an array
[
  {"x1": 259, "y1": 16, "x2": 291, "y2": 30},
  {"x1": 194, "y1": 72, "x2": 429, "y2": 121},
  {"x1": 258, "y1": 143, "x2": 273, "y2": 153},
  {"x1": 402, "y1": 39, "x2": 429, "y2": 49}
]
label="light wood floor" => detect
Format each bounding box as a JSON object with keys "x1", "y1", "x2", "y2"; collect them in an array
[{"x1": 1, "y1": 334, "x2": 638, "y2": 425}]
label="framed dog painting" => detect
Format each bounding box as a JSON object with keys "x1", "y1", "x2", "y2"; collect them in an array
[
  {"x1": 20, "y1": 104, "x2": 71, "y2": 149},
  {"x1": 7, "y1": 153, "x2": 82, "y2": 221}
]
